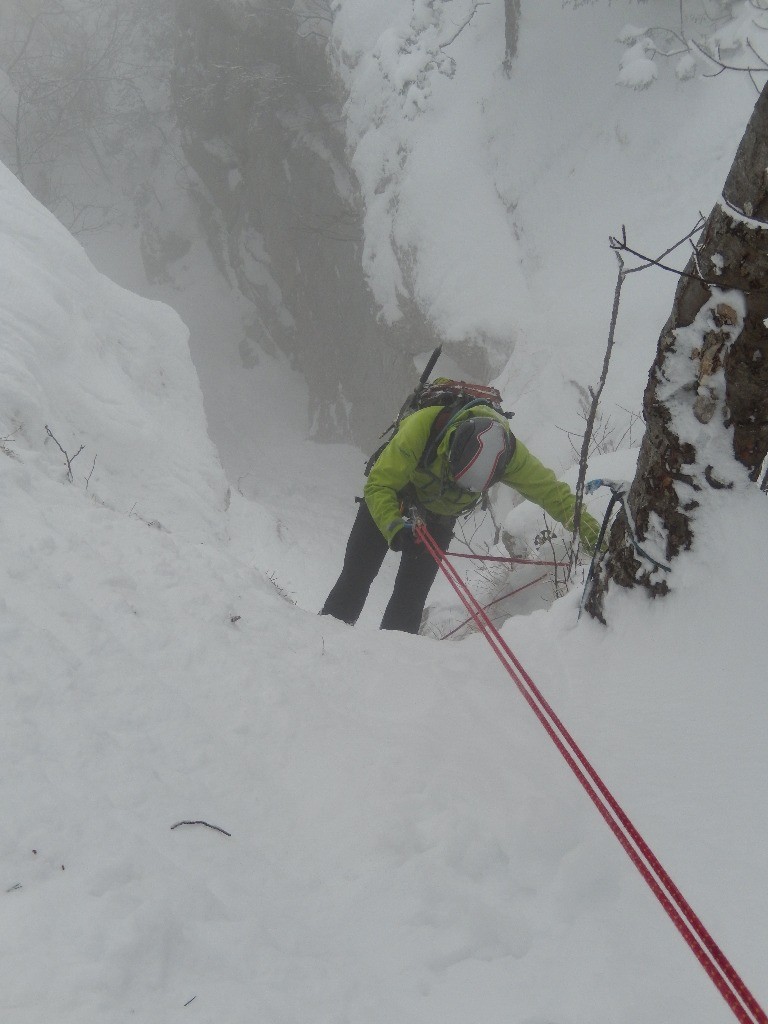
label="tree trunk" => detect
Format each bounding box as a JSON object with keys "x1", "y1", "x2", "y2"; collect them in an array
[
  {"x1": 586, "y1": 82, "x2": 768, "y2": 621},
  {"x1": 504, "y1": 0, "x2": 521, "y2": 70}
]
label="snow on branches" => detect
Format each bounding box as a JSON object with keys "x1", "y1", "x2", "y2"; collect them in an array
[{"x1": 616, "y1": 0, "x2": 768, "y2": 91}]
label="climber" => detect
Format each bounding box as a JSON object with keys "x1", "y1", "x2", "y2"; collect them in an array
[{"x1": 320, "y1": 402, "x2": 601, "y2": 634}]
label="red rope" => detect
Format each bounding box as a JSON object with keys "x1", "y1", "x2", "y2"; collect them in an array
[
  {"x1": 415, "y1": 522, "x2": 767, "y2": 1024},
  {"x1": 440, "y1": 573, "x2": 547, "y2": 640},
  {"x1": 447, "y1": 550, "x2": 569, "y2": 568}
]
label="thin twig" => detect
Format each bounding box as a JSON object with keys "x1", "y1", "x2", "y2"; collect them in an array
[
  {"x1": 614, "y1": 237, "x2": 763, "y2": 289},
  {"x1": 44, "y1": 425, "x2": 85, "y2": 482},
  {"x1": 0, "y1": 426, "x2": 21, "y2": 460},
  {"x1": 571, "y1": 249, "x2": 625, "y2": 563},
  {"x1": 85, "y1": 454, "x2": 97, "y2": 490},
  {"x1": 655, "y1": 216, "x2": 706, "y2": 262},
  {"x1": 171, "y1": 820, "x2": 232, "y2": 837},
  {"x1": 440, "y1": 2, "x2": 489, "y2": 50},
  {"x1": 692, "y1": 38, "x2": 768, "y2": 91},
  {"x1": 440, "y1": 573, "x2": 547, "y2": 640},
  {"x1": 609, "y1": 226, "x2": 750, "y2": 290}
]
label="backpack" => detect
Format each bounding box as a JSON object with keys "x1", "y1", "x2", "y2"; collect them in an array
[{"x1": 364, "y1": 347, "x2": 513, "y2": 476}]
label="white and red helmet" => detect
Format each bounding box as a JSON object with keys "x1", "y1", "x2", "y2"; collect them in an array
[{"x1": 449, "y1": 419, "x2": 514, "y2": 493}]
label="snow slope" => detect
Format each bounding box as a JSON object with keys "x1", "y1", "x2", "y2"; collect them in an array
[
  {"x1": 0, "y1": 162, "x2": 227, "y2": 541},
  {"x1": 1, "y1": 148, "x2": 767, "y2": 1024},
  {"x1": 2, "y1": 0, "x2": 768, "y2": 1018}
]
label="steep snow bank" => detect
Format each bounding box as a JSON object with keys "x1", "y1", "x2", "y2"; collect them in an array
[{"x1": 0, "y1": 163, "x2": 227, "y2": 539}]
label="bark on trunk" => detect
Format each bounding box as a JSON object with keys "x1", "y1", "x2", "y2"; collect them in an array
[{"x1": 587, "y1": 82, "x2": 768, "y2": 621}]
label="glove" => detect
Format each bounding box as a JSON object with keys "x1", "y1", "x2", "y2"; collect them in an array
[{"x1": 390, "y1": 524, "x2": 417, "y2": 553}]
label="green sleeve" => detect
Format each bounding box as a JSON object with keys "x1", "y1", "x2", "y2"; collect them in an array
[
  {"x1": 502, "y1": 440, "x2": 601, "y2": 552},
  {"x1": 364, "y1": 409, "x2": 437, "y2": 545}
]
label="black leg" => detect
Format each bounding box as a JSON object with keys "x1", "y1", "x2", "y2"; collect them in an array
[
  {"x1": 380, "y1": 518, "x2": 454, "y2": 634},
  {"x1": 320, "y1": 503, "x2": 389, "y2": 625}
]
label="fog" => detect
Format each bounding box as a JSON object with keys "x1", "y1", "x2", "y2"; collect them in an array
[
  {"x1": 0, "y1": 0, "x2": 761, "y2": 475},
  {"x1": 0, "y1": 0, "x2": 450, "y2": 459}
]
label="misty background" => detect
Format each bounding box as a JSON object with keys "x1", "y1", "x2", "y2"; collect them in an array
[{"x1": 1, "y1": 0, "x2": 760, "y2": 485}]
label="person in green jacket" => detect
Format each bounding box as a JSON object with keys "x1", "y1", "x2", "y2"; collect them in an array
[{"x1": 321, "y1": 403, "x2": 600, "y2": 634}]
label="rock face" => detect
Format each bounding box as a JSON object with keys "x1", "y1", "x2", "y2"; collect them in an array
[{"x1": 171, "y1": 0, "x2": 443, "y2": 448}]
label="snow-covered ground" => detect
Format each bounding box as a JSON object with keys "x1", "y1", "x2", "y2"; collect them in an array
[
  {"x1": 2, "y1": 2, "x2": 767, "y2": 1022},
  {"x1": 2, "y1": 145, "x2": 766, "y2": 1024}
]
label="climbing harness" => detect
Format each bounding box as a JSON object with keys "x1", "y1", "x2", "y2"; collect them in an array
[{"x1": 413, "y1": 519, "x2": 767, "y2": 1024}]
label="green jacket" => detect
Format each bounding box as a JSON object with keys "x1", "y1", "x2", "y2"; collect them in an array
[{"x1": 364, "y1": 405, "x2": 601, "y2": 551}]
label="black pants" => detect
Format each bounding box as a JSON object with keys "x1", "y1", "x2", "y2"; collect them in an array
[{"x1": 321, "y1": 502, "x2": 455, "y2": 634}]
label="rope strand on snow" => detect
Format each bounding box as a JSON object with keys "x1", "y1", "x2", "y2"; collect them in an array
[
  {"x1": 440, "y1": 573, "x2": 547, "y2": 640},
  {"x1": 414, "y1": 520, "x2": 767, "y2": 1024},
  {"x1": 446, "y1": 550, "x2": 569, "y2": 568}
]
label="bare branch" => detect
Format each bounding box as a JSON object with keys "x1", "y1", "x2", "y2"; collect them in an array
[
  {"x1": 85, "y1": 453, "x2": 97, "y2": 489},
  {"x1": 440, "y1": 2, "x2": 489, "y2": 50},
  {"x1": 692, "y1": 38, "x2": 768, "y2": 91},
  {"x1": 608, "y1": 223, "x2": 763, "y2": 291},
  {"x1": 44, "y1": 424, "x2": 85, "y2": 482},
  {"x1": 571, "y1": 250, "x2": 625, "y2": 562},
  {"x1": 170, "y1": 820, "x2": 232, "y2": 837}
]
